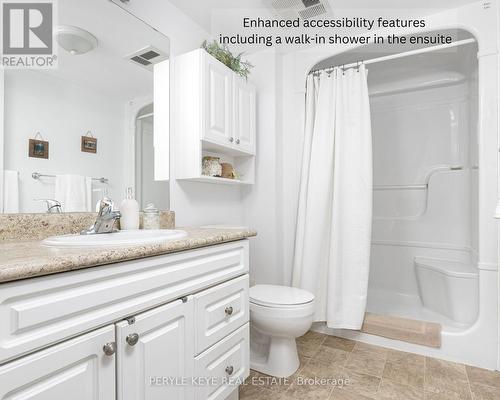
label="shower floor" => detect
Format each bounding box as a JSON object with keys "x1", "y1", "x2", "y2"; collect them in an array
[{"x1": 366, "y1": 289, "x2": 469, "y2": 333}]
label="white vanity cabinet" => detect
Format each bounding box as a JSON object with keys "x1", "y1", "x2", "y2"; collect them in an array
[
  {"x1": 0, "y1": 241, "x2": 250, "y2": 400},
  {"x1": 174, "y1": 49, "x2": 256, "y2": 185}
]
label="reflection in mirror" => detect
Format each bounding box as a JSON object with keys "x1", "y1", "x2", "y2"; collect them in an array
[
  {"x1": 135, "y1": 104, "x2": 169, "y2": 210},
  {"x1": 1, "y1": 0, "x2": 170, "y2": 213}
]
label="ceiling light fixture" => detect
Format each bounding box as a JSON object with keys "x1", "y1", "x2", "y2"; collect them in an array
[{"x1": 55, "y1": 25, "x2": 98, "y2": 55}]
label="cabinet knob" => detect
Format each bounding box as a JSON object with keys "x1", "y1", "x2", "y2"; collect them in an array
[
  {"x1": 225, "y1": 306, "x2": 234, "y2": 316},
  {"x1": 229, "y1": 137, "x2": 234, "y2": 143},
  {"x1": 126, "y1": 333, "x2": 140, "y2": 346},
  {"x1": 103, "y1": 342, "x2": 116, "y2": 356},
  {"x1": 225, "y1": 365, "x2": 234, "y2": 376},
  {"x1": 235, "y1": 139, "x2": 240, "y2": 144}
]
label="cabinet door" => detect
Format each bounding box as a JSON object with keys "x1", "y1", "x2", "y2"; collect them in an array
[
  {"x1": 203, "y1": 54, "x2": 233, "y2": 146},
  {"x1": 0, "y1": 325, "x2": 115, "y2": 399},
  {"x1": 233, "y1": 77, "x2": 256, "y2": 154},
  {"x1": 116, "y1": 299, "x2": 194, "y2": 400}
]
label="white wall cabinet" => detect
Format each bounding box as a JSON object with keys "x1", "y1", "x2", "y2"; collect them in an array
[
  {"x1": 0, "y1": 241, "x2": 250, "y2": 400},
  {"x1": 174, "y1": 49, "x2": 256, "y2": 185}
]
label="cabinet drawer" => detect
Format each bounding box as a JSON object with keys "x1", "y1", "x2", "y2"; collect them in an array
[
  {"x1": 194, "y1": 275, "x2": 249, "y2": 354},
  {"x1": 195, "y1": 323, "x2": 249, "y2": 400}
]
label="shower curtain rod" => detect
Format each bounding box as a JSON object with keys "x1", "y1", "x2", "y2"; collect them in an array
[{"x1": 309, "y1": 38, "x2": 476, "y2": 74}]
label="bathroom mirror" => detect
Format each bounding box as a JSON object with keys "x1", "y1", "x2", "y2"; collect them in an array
[{"x1": 0, "y1": 0, "x2": 170, "y2": 213}]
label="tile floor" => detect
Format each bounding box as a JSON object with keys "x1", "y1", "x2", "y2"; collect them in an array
[{"x1": 239, "y1": 331, "x2": 500, "y2": 400}]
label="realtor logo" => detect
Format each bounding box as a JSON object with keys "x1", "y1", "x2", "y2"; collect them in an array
[
  {"x1": 3, "y1": 2, "x2": 52, "y2": 54},
  {"x1": 1, "y1": 0, "x2": 57, "y2": 68}
]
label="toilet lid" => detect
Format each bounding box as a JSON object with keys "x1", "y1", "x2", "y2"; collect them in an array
[{"x1": 250, "y1": 285, "x2": 314, "y2": 307}]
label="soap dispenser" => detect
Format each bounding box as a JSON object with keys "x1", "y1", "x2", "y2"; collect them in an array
[{"x1": 119, "y1": 187, "x2": 139, "y2": 230}]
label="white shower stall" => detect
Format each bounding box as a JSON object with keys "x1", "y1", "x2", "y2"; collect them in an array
[
  {"x1": 367, "y1": 37, "x2": 479, "y2": 330},
  {"x1": 281, "y1": 1, "x2": 500, "y2": 370}
]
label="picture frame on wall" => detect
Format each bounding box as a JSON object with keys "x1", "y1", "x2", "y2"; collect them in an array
[
  {"x1": 28, "y1": 138, "x2": 49, "y2": 159},
  {"x1": 81, "y1": 135, "x2": 97, "y2": 154}
]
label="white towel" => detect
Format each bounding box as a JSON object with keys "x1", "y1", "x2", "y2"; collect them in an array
[
  {"x1": 55, "y1": 174, "x2": 92, "y2": 212},
  {"x1": 3, "y1": 170, "x2": 19, "y2": 213}
]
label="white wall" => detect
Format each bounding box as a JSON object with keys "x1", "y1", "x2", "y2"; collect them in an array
[
  {"x1": 242, "y1": 49, "x2": 284, "y2": 285},
  {"x1": 4, "y1": 70, "x2": 126, "y2": 213}
]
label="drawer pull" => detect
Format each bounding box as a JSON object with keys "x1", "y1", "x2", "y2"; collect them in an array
[
  {"x1": 103, "y1": 342, "x2": 116, "y2": 356},
  {"x1": 225, "y1": 365, "x2": 234, "y2": 376},
  {"x1": 225, "y1": 306, "x2": 234, "y2": 316},
  {"x1": 126, "y1": 333, "x2": 140, "y2": 346}
]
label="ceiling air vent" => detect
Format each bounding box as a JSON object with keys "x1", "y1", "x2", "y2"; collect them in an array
[
  {"x1": 266, "y1": 0, "x2": 331, "y2": 20},
  {"x1": 271, "y1": 0, "x2": 302, "y2": 9},
  {"x1": 298, "y1": 3, "x2": 326, "y2": 19},
  {"x1": 131, "y1": 55, "x2": 152, "y2": 66},
  {"x1": 125, "y1": 45, "x2": 168, "y2": 71},
  {"x1": 301, "y1": 0, "x2": 320, "y2": 7}
]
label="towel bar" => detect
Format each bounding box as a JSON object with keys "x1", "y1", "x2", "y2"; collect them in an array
[{"x1": 32, "y1": 172, "x2": 108, "y2": 184}]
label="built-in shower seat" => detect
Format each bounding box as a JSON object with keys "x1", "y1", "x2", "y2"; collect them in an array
[{"x1": 414, "y1": 257, "x2": 478, "y2": 325}]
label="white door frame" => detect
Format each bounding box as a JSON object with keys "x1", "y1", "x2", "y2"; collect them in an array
[{"x1": 124, "y1": 96, "x2": 153, "y2": 198}]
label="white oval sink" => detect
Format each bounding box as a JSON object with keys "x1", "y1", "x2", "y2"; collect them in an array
[{"x1": 43, "y1": 229, "x2": 188, "y2": 248}]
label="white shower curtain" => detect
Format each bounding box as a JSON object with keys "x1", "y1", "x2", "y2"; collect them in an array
[{"x1": 292, "y1": 65, "x2": 372, "y2": 329}]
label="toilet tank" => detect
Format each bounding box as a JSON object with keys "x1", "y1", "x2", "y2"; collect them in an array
[{"x1": 414, "y1": 257, "x2": 479, "y2": 324}]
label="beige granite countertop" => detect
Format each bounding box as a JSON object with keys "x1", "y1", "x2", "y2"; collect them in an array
[{"x1": 0, "y1": 228, "x2": 256, "y2": 283}]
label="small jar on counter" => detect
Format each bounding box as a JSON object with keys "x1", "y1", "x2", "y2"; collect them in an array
[{"x1": 143, "y1": 203, "x2": 160, "y2": 230}]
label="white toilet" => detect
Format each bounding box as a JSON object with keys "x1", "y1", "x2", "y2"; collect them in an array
[{"x1": 249, "y1": 284, "x2": 315, "y2": 378}]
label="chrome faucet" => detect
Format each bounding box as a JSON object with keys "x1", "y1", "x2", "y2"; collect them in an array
[
  {"x1": 81, "y1": 197, "x2": 121, "y2": 235},
  {"x1": 35, "y1": 199, "x2": 62, "y2": 213}
]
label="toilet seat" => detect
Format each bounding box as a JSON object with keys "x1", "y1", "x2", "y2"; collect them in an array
[
  {"x1": 250, "y1": 300, "x2": 315, "y2": 318},
  {"x1": 250, "y1": 285, "x2": 314, "y2": 308}
]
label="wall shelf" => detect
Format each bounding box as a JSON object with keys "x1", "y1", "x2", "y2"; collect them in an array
[
  {"x1": 177, "y1": 176, "x2": 253, "y2": 185},
  {"x1": 202, "y1": 139, "x2": 254, "y2": 157}
]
